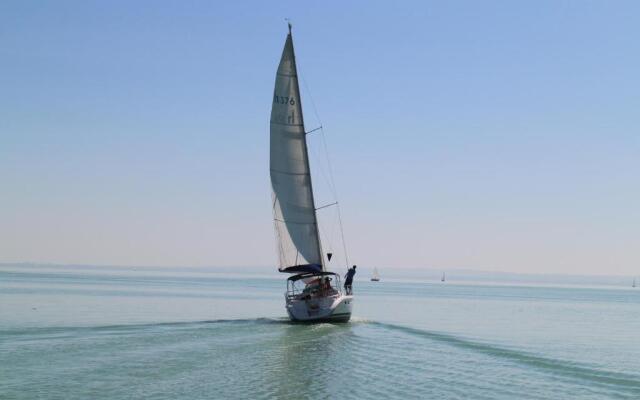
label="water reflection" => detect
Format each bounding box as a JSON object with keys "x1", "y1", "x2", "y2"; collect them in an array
[{"x1": 268, "y1": 322, "x2": 358, "y2": 398}]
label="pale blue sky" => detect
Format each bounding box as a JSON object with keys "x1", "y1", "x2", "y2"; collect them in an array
[{"x1": 1, "y1": 1, "x2": 638, "y2": 274}]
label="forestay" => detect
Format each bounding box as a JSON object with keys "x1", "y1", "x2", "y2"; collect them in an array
[{"x1": 270, "y1": 27, "x2": 323, "y2": 274}]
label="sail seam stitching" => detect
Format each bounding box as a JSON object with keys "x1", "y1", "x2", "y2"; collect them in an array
[
  {"x1": 274, "y1": 218, "x2": 316, "y2": 225},
  {"x1": 270, "y1": 169, "x2": 310, "y2": 176},
  {"x1": 270, "y1": 121, "x2": 304, "y2": 127}
]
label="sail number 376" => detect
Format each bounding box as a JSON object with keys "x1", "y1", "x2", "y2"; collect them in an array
[{"x1": 274, "y1": 95, "x2": 296, "y2": 106}]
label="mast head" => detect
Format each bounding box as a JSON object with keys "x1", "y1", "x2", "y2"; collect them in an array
[{"x1": 285, "y1": 18, "x2": 292, "y2": 35}]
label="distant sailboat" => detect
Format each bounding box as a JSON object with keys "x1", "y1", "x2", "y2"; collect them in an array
[
  {"x1": 270, "y1": 23, "x2": 353, "y2": 323},
  {"x1": 371, "y1": 268, "x2": 380, "y2": 282},
  {"x1": 441, "y1": 272, "x2": 446, "y2": 282},
  {"x1": 633, "y1": 279, "x2": 636, "y2": 288}
]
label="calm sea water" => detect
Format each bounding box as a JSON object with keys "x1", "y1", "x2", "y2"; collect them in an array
[{"x1": 2, "y1": 265, "x2": 640, "y2": 399}]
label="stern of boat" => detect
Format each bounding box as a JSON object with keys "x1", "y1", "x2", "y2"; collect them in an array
[
  {"x1": 284, "y1": 271, "x2": 354, "y2": 323},
  {"x1": 285, "y1": 293, "x2": 353, "y2": 323}
]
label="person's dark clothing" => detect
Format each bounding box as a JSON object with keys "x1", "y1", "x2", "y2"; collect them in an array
[
  {"x1": 344, "y1": 267, "x2": 356, "y2": 295},
  {"x1": 344, "y1": 268, "x2": 356, "y2": 285}
]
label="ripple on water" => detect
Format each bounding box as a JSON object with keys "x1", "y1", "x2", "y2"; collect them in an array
[{"x1": 2, "y1": 319, "x2": 639, "y2": 400}]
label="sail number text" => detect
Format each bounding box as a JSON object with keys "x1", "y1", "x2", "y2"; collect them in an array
[{"x1": 274, "y1": 95, "x2": 296, "y2": 106}]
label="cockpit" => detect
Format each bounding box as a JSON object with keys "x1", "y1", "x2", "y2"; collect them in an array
[{"x1": 286, "y1": 271, "x2": 342, "y2": 300}]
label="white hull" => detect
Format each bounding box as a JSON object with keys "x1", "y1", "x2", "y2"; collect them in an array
[{"x1": 286, "y1": 293, "x2": 353, "y2": 322}]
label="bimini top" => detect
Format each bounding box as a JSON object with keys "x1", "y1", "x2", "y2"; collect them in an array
[
  {"x1": 287, "y1": 271, "x2": 338, "y2": 282},
  {"x1": 279, "y1": 263, "x2": 322, "y2": 274}
]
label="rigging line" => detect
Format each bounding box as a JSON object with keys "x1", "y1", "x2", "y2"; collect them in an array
[
  {"x1": 316, "y1": 129, "x2": 349, "y2": 267},
  {"x1": 300, "y1": 73, "x2": 338, "y2": 200},
  {"x1": 315, "y1": 202, "x2": 338, "y2": 211},
  {"x1": 309, "y1": 130, "x2": 350, "y2": 268},
  {"x1": 316, "y1": 216, "x2": 330, "y2": 257},
  {"x1": 272, "y1": 193, "x2": 289, "y2": 268},
  {"x1": 305, "y1": 126, "x2": 323, "y2": 135},
  {"x1": 323, "y1": 206, "x2": 339, "y2": 262},
  {"x1": 301, "y1": 102, "x2": 333, "y2": 197},
  {"x1": 317, "y1": 128, "x2": 349, "y2": 267},
  {"x1": 272, "y1": 196, "x2": 287, "y2": 267},
  {"x1": 307, "y1": 144, "x2": 339, "y2": 265},
  {"x1": 300, "y1": 73, "x2": 350, "y2": 267},
  {"x1": 305, "y1": 117, "x2": 337, "y2": 207},
  {"x1": 315, "y1": 207, "x2": 337, "y2": 264},
  {"x1": 312, "y1": 129, "x2": 349, "y2": 267},
  {"x1": 300, "y1": 75, "x2": 323, "y2": 129},
  {"x1": 337, "y1": 203, "x2": 350, "y2": 268},
  {"x1": 318, "y1": 128, "x2": 338, "y2": 200},
  {"x1": 309, "y1": 132, "x2": 336, "y2": 201},
  {"x1": 276, "y1": 228, "x2": 288, "y2": 268}
]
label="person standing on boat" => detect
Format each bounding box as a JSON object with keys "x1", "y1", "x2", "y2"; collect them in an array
[{"x1": 344, "y1": 265, "x2": 356, "y2": 295}]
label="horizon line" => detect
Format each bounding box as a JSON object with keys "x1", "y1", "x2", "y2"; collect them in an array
[{"x1": 1, "y1": 261, "x2": 637, "y2": 279}]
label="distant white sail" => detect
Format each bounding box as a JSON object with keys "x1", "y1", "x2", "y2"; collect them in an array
[
  {"x1": 371, "y1": 267, "x2": 380, "y2": 281},
  {"x1": 270, "y1": 29, "x2": 323, "y2": 273}
]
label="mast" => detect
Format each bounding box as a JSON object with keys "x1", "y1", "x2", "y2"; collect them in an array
[{"x1": 288, "y1": 24, "x2": 325, "y2": 271}]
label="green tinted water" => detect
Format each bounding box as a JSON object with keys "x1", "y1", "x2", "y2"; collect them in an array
[{"x1": 2, "y1": 265, "x2": 639, "y2": 399}]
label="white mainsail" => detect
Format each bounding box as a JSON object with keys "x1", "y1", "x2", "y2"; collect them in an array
[{"x1": 270, "y1": 26, "x2": 323, "y2": 273}]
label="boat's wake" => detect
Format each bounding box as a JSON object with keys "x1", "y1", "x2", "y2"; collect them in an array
[
  {"x1": 4, "y1": 317, "x2": 640, "y2": 394},
  {"x1": 0, "y1": 318, "x2": 284, "y2": 337},
  {"x1": 367, "y1": 320, "x2": 640, "y2": 393}
]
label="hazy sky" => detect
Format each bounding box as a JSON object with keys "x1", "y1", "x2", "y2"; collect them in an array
[{"x1": 1, "y1": 1, "x2": 638, "y2": 275}]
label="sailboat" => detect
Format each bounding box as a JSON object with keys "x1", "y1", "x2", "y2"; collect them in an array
[
  {"x1": 441, "y1": 272, "x2": 446, "y2": 282},
  {"x1": 633, "y1": 279, "x2": 636, "y2": 288},
  {"x1": 270, "y1": 24, "x2": 353, "y2": 323},
  {"x1": 371, "y1": 267, "x2": 380, "y2": 282}
]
